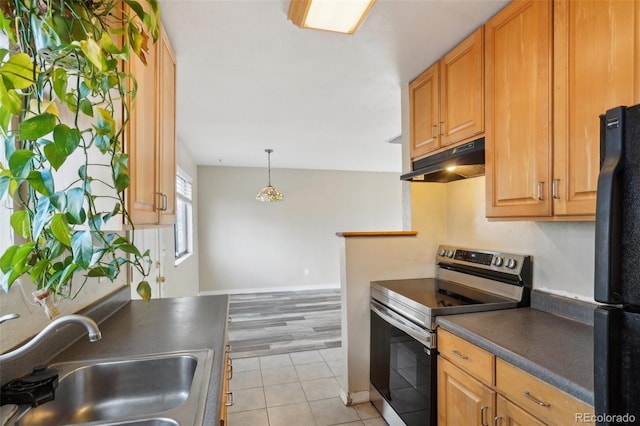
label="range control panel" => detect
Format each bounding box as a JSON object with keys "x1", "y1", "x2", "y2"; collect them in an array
[{"x1": 436, "y1": 245, "x2": 529, "y2": 276}]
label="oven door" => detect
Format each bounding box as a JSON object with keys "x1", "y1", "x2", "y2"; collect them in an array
[{"x1": 370, "y1": 300, "x2": 437, "y2": 426}]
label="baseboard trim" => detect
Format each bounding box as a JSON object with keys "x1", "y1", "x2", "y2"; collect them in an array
[
  {"x1": 339, "y1": 388, "x2": 370, "y2": 406},
  {"x1": 199, "y1": 283, "x2": 340, "y2": 296}
]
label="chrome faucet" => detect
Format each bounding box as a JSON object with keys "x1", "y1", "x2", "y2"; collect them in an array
[
  {"x1": 0, "y1": 314, "x2": 102, "y2": 363},
  {"x1": 0, "y1": 313, "x2": 19, "y2": 324}
]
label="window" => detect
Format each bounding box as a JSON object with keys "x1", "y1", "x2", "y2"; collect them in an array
[{"x1": 174, "y1": 170, "x2": 193, "y2": 262}]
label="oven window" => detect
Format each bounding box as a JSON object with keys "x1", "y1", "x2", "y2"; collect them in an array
[{"x1": 371, "y1": 311, "x2": 436, "y2": 425}]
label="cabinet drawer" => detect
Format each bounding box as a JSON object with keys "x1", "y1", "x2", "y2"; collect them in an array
[
  {"x1": 496, "y1": 358, "x2": 594, "y2": 425},
  {"x1": 438, "y1": 328, "x2": 494, "y2": 385}
]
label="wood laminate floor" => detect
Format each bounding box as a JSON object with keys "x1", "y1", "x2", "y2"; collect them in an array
[
  {"x1": 229, "y1": 289, "x2": 342, "y2": 358},
  {"x1": 228, "y1": 289, "x2": 342, "y2": 359}
]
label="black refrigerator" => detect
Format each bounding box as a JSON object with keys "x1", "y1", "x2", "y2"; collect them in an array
[{"x1": 595, "y1": 103, "x2": 640, "y2": 425}]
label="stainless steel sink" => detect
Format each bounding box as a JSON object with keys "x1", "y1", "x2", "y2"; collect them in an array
[{"x1": 12, "y1": 349, "x2": 214, "y2": 426}]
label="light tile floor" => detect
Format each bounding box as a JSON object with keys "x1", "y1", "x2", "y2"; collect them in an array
[{"x1": 228, "y1": 348, "x2": 388, "y2": 426}]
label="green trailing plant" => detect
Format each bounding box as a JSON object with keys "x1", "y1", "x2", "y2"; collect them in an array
[{"x1": 0, "y1": 0, "x2": 160, "y2": 301}]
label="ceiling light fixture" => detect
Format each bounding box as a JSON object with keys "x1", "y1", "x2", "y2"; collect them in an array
[
  {"x1": 287, "y1": 0, "x2": 376, "y2": 35},
  {"x1": 256, "y1": 149, "x2": 284, "y2": 202}
]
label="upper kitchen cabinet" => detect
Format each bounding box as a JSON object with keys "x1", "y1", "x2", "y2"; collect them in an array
[
  {"x1": 553, "y1": 0, "x2": 640, "y2": 216},
  {"x1": 409, "y1": 27, "x2": 484, "y2": 160},
  {"x1": 157, "y1": 27, "x2": 177, "y2": 225},
  {"x1": 440, "y1": 27, "x2": 484, "y2": 148},
  {"x1": 409, "y1": 62, "x2": 440, "y2": 158},
  {"x1": 485, "y1": 0, "x2": 553, "y2": 218},
  {"x1": 126, "y1": 22, "x2": 177, "y2": 226}
]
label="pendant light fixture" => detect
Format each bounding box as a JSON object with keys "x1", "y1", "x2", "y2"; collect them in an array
[{"x1": 256, "y1": 149, "x2": 284, "y2": 202}]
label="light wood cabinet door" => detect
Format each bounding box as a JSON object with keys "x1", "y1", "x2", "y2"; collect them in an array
[
  {"x1": 126, "y1": 21, "x2": 159, "y2": 225},
  {"x1": 553, "y1": 0, "x2": 640, "y2": 216},
  {"x1": 495, "y1": 395, "x2": 546, "y2": 426},
  {"x1": 441, "y1": 27, "x2": 484, "y2": 147},
  {"x1": 485, "y1": 0, "x2": 553, "y2": 218},
  {"x1": 410, "y1": 62, "x2": 440, "y2": 159},
  {"x1": 438, "y1": 357, "x2": 495, "y2": 426},
  {"x1": 496, "y1": 358, "x2": 594, "y2": 425},
  {"x1": 157, "y1": 26, "x2": 177, "y2": 225}
]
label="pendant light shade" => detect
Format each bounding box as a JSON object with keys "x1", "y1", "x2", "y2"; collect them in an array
[{"x1": 256, "y1": 149, "x2": 284, "y2": 202}]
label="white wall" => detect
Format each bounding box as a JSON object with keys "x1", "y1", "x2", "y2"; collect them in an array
[
  {"x1": 197, "y1": 166, "x2": 403, "y2": 293},
  {"x1": 162, "y1": 142, "x2": 200, "y2": 297},
  {"x1": 445, "y1": 177, "x2": 595, "y2": 299}
]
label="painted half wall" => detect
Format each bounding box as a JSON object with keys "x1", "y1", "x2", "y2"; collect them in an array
[{"x1": 197, "y1": 166, "x2": 403, "y2": 293}]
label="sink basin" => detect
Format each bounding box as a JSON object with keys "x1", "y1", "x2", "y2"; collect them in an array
[{"x1": 13, "y1": 350, "x2": 213, "y2": 426}]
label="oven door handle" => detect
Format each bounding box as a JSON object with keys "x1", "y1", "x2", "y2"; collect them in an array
[{"x1": 370, "y1": 300, "x2": 434, "y2": 349}]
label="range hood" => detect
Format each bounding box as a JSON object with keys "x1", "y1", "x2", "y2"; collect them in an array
[{"x1": 400, "y1": 138, "x2": 485, "y2": 183}]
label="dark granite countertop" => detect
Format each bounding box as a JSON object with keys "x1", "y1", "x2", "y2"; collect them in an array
[
  {"x1": 436, "y1": 307, "x2": 594, "y2": 405},
  {"x1": 53, "y1": 294, "x2": 230, "y2": 425}
]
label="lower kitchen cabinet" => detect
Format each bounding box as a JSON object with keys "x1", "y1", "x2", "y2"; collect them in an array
[
  {"x1": 220, "y1": 342, "x2": 233, "y2": 425},
  {"x1": 496, "y1": 394, "x2": 546, "y2": 426},
  {"x1": 437, "y1": 327, "x2": 594, "y2": 426},
  {"x1": 495, "y1": 358, "x2": 593, "y2": 425},
  {"x1": 438, "y1": 357, "x2": 495, "y2": 426}
]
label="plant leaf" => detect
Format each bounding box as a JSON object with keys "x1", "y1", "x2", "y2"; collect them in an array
[
  {"x1": 95, "y1": 107, "x2": 115, "y2": 139},
  {"x1": 53, "y1": 68, "x2": 67, "y2": 100},
  {"x1": 117, "y1": 242, "x2": 141, "y2": 256},
  {"x1": 19, "y1": 113, "x2": 57, "y2": 140},
  {"x1": 71, "y1": 230, "x2": 93, "y2": 269},
  {"x1": 0, "y1": 245, "x2": 18, "y2": 273},
  {"x1": 27, "y1": 169, "x2": 55, "y2": 196},
  {"x1": 53, "y1": 124, "x2": 81, "y2": 155},
  {"x1": 29, "y1": 259, "x2": 48, "y2": 285},
  {"x1": 58, "y1": 262, "x2": 78, "y2": 288},
  {"x1": 10, "y1": 210, "x2": 30, "y2": 239},
  {"x1": 44, "y1": 143, "x2": 67, "y2": 170},
  {"x1": 0, "y1": 269, "x2": 20, "y2": 292},
  {"x1": 12, "y1": 242, "x2": 35, "y2": 274},
  {"x1": 51, "y1": 213, "x2": 72, "y2": 247},
  {"x1": 32, "y1": 196, "x2": 51, "y2": 241},
  {"x1": 0, "y1": 77, "x2": 22, "y2": 115},
  {"x1": 0, "y1": 171, "x2": 17, "y2": 201},
  {"x1": 0, "y1": 53, "x2": 35, "y2": 89},
  {"x1": 87, "y1": 266, "x2": 113, "y2": 278},
  {"x1": 79, "y1": 99, "x2": 93, "y2": 117},
  {"x1": 80, "y1": 38, "x2": 103, "y2": 71},
  {"x1": 136, "y1": 280, "x2": 152, "y2": 302},
  {"x1": 114, "y1": 172, "x2": 130, "y2": 192},
  {"x1": 8, "y1": 149, "x2": 34, "y2": 179},
  {"x1": 49, "y1": 191, "x2": 67, "y2": 211},
  {"x1": 65, "y1": 187, "x2": 86, "y2": 224}
]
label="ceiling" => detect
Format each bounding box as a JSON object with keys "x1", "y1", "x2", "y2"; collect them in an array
[{"x1": 158, "y1": 0, "x2": 509, "y2": 173}]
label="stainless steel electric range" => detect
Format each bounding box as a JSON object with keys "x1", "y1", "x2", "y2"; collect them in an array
[{"x1": 369, "y1": 245, "x2": 532, "y2": 426}]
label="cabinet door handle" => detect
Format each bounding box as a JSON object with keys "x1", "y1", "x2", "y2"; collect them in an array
[
  {"x1": 225, "y1": 391, "x2": 234, "y2": 407},
  {"x1": 439, "y1": 121, "x2": 444, "y2": 136},
  {"x1": 523, "y1": 391, "x2": 550, "y2": 407},
  {"x1": 452, "y1": 350, "x2": 468, "y2": 360},
  {"x1": 552, "y1": 178, "x2": 560, "y2": 199},
  {"x1": 432, "y1": 124, "x2": 437, "y2": 139},
  {"x1": 493, "y1": 415, "x2": 503, "y2": 426},
  {"x1": 537, "y1": 182, "x2": 544, "y2": 201},
  {"x1": 227, "y1": 360, "x2": 233, "y2": 380},
  {"x1": 156, "y1": 192, "x2": 168, "y2": 211},
  {"x1": 480, "y1": 405, "x2": 489, "y2": 426}
]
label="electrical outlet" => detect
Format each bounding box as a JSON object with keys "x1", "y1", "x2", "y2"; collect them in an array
[{"x1": 304, "y1": 268, "x2": 310, "y2": 276}]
